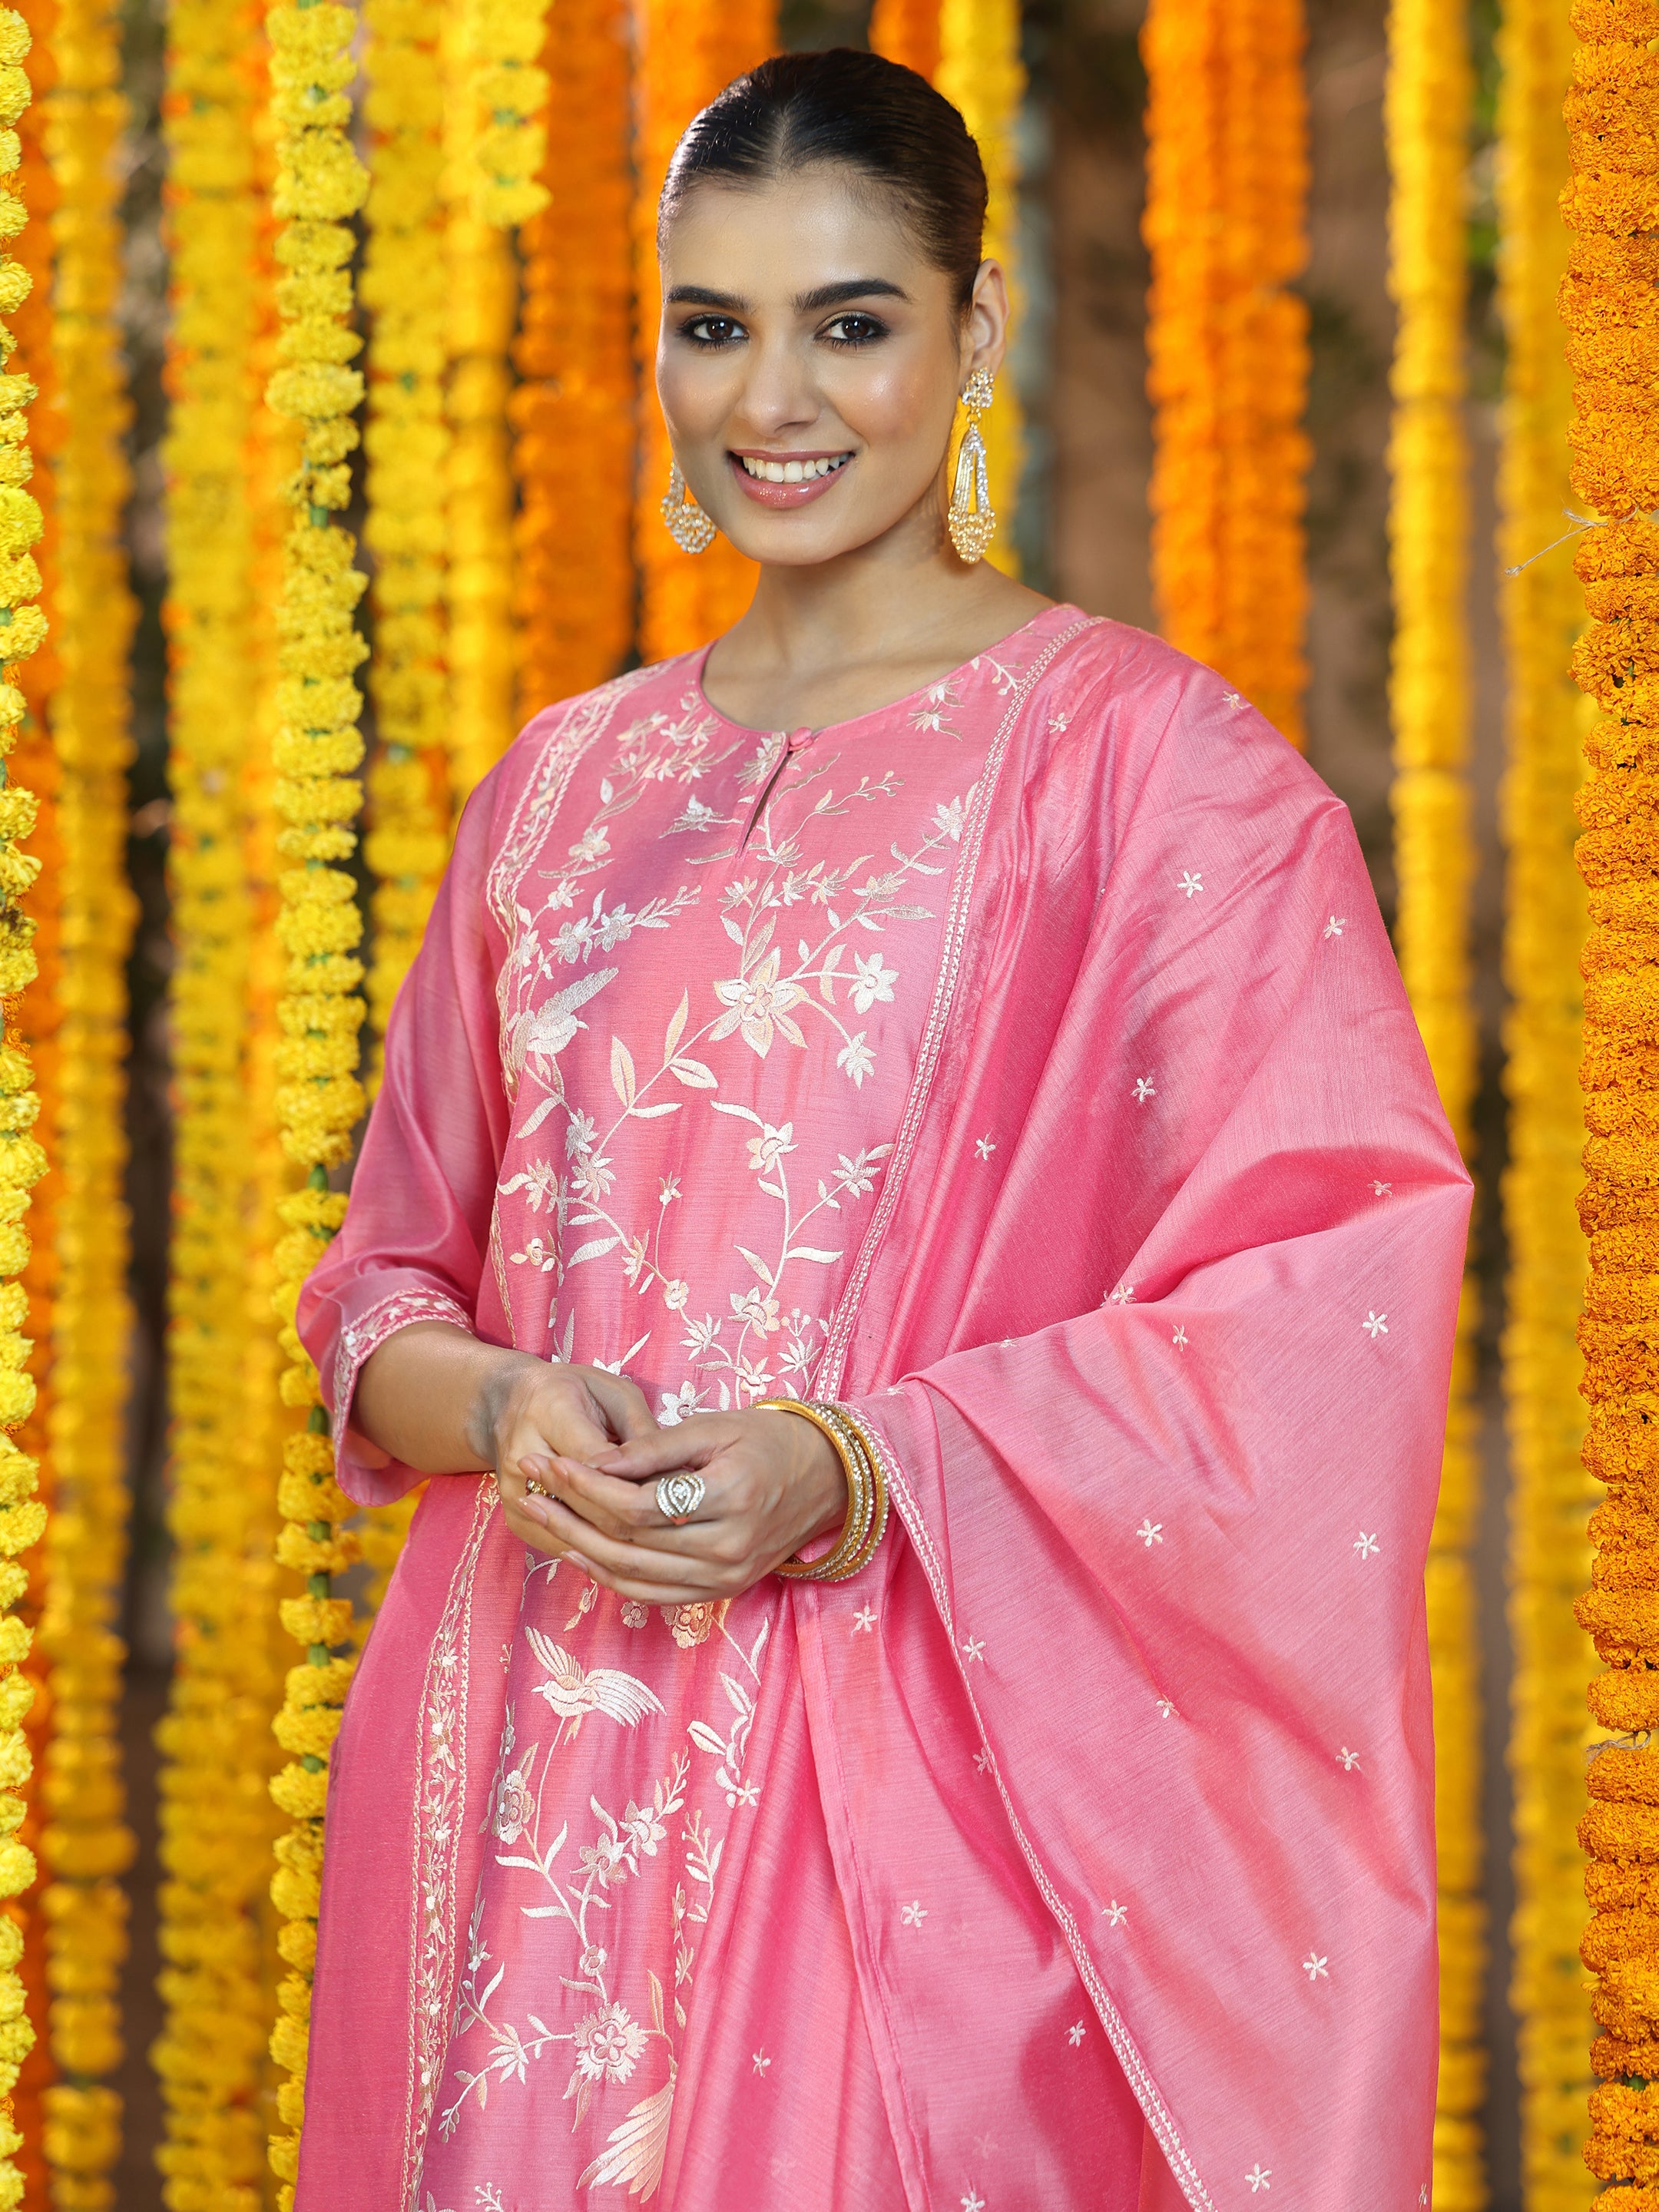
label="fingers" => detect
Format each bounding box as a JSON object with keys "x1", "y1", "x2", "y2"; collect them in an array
[
  {"x1": 498, "y1": 1479, "x2": 571, "y2": 1561},
  {"x1": 524, "y1": 1488, "x2": 739, "y2": 1594},
  {"x1": 587, "y1": 1369, "x2": 660, "y2": 1444},
  {"x1": 543, "y1": 1455, "x2": 704, "y2": 1545},
  {"x1": 588, "y1": 1416, "x2": 735, "y2": 1480}
]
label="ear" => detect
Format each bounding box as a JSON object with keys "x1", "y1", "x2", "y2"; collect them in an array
[{"x1": 962, "y1": 257, "x2": 1011, "y2": 386}]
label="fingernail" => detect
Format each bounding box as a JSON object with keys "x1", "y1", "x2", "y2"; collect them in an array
[
  {"x1": 522, "y1": 1454, "x2": 552, "y2": 1479},
  {"x1": 563, "y1": 1551, "x2": 594, "y2": 1574}
]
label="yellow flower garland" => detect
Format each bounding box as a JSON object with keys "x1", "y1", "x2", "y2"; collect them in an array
[
  {"x1": 441, "y1": 0, "x2": 516, "y2": 801},
  {"x1": 467, "y1": 0, "x2": 549, "y2": 228},
  {"x1": 152, "y1": 0, "x2": 278, "y2": 2199},
  {"x1": 260, "y1": 0, "x2": 368, "y2": 2193},
  {"x1": 1493, "y1": 1, "x2": 1595, "y2": 2204},
  {"x1": 1565, "y1": 2, "x2": 1659, "y2": 2200},
  {"x1": 0, "y1": 15, "x2": 54, "y2": 2206},
  {"x1": 36, "y1": 0, "x2": 137, "y2": 2193},
  {"x1": 935, "y1": 0, "x2": 1025, "y2": 579},
  {"x1": 509, "y1": 0, "x2": 633, "y2": 720},
  {"x1": 1141, "y1": 0, "x2": 1311, "y2": 743},
  {"x1": 1384, "y1": 0, "x2": 1485, "y2": 2201},
  {"x1": 362, "y1": 0, "x2": 452, "y2": 1047},
  {"x1": 634, "y1": 0, "x2": 772, "y2": 665},
  {"x1": 869, "y1": 0, "x2": 940, "y2": 84}
]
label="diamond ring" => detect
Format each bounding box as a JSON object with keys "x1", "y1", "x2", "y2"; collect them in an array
[
  {"x1": 523, "y1": 1476, "x2": 548, "y2": 1498},
  {"x1": 656, "y1": 1472, "x2": 706, "y2": 1525}
]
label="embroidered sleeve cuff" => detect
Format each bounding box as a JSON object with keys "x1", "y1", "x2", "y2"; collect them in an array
[{"x1": 329, "y1": 1286, "x2": 477, "y2": 1470}]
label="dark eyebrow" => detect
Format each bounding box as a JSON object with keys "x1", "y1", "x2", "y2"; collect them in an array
[
  {"x1": 664, "y1": 284, "x2": 751, "y2": 311},
  {"x1": 793, "y1": 277, "x2": 909, "y2": 313}
]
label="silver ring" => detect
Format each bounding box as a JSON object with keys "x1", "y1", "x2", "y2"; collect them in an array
[{"x1": 656, "y1": 1472, "x2": 705, "y2": 1524}]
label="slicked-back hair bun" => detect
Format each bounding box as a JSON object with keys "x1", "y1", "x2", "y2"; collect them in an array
[{"x1": 659, "y1": 49, "x2": 988, "y2": 313}]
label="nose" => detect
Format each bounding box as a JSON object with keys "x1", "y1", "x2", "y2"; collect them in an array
[{"x1": 728, "y1": 326, "x2": 820, "y2": 441}]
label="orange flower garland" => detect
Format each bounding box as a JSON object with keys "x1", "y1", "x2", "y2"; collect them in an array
[
  {"x1": 1140, "y1": 0, "x2": 1312, "y2": 743},
  {"x1": 1494, "y1": 0, "x2": 1595, "y2": 2203},
  {"x1": 869, "y1": 0, "x2": 940, "y2": 84},
  {"x1": 1567, "y1": 1, "x2": 1659, "y2": 2202},
  {"x1": 634, "y1": 0, "x2": 773, "y2": 666},
  {"x1": 509, "y1": 0, "x2": 632, "y2": 720}
]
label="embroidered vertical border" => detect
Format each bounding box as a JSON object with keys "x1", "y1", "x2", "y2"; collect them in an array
[
  {"x1": 818, "y1": 617, "x2": 1100, "y2": 1396},
  {"x1": 399, "y1": 1477, "x2": 498, "y2": 2208}
]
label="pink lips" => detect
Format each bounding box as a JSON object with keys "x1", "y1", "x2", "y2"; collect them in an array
[{"x1": 727, "y1": 452, "x2": 852, "y2": 509}]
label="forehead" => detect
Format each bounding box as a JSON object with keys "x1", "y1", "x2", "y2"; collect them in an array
[{"x1": 660, "y1": 168, "x2": 935, "y2": 291}]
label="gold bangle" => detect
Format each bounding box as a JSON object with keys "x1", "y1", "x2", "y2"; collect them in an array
[
  {"x1": 758, "y1": 1398, "x2": 886, "y2": 1582},
  {"x1": 826, "y1": 1404, "x2": 889, "y2": 1578}
]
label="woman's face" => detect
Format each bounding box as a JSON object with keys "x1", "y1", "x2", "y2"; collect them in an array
[{"x1": 656, "y1": 167, "x2": 1005, "y2": 568}]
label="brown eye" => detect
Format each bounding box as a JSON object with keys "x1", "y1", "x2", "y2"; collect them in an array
[
  {"x1": 822, "y1": 313, "x2": 888, "y2": 348},
  {"x1": 684, "y1": 315, "x2": 743, "y2": 347}
]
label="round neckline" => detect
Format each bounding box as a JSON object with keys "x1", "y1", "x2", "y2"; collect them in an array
[{"x1": 692, "y1": 603, "x2": 1081, "y2": 740}]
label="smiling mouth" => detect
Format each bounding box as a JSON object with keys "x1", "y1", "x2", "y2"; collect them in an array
[{"x1": 735, "y1": 451, "x2": 853, "y2": 483}]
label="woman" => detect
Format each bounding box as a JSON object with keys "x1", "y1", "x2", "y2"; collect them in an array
[{"x1": 296, "y1": 48, "x2": 1469, "y2": 2212}]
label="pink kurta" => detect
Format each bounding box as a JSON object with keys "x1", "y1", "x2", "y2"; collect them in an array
[{"x1": 298, "y1": 607, "x2": 1470, "y2": 2212}]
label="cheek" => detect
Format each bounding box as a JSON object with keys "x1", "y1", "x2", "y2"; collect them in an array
[
  {"x1": 830, "y1": 355, "x2": 949, "y2": 455},
  {"x1": 655, "y1": 346, "x2": 730, "y2": 440}
]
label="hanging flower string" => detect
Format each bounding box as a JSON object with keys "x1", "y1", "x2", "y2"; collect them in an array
[
  {"x1": 6, "y1": 0, "x2": 57, "y2": 2185},
  {"x1": 260, "y1": 0, "x2": 368, "y2": 2193},
  {"x1": 1141, "y1": 0, "x2": 1311, "y2": 742},
  {"x1": 441, "y1": 0, "x2": 516, "y2": 800},
  {"x1": 935, "y1": 0, "x2": 1026, "y2": 578},
  {"x1": 1492, "y1": 0, "x2": 1596, "y2": 2201},
  {"x1": 152, "y1": 0, "x2": 275, "y2": 2195},
  {"x1": 1383, "y1": 0, "x2": 1486, "y2": 2200},
  {"x1": 0, "y1": 11, "x2": 53, "y2": 2206},
  {"x1": 37, "y1": 0, "x2": 139, "y2": 2190},
  {"x1": 869, "y1": 0, "x2": 941, "y2": 84},
  {"x1": 467, "y1": 0, "x2": 550, "y2": 227},
  {"x1": 509, "y1": 0, "x2": 632, "y2": 721},
  {"x1": 1568, "y1": 0, "x2": 1659, "y2": 2197},
  {"x1": 633, "y1": 0, "x2": 773, "y2": 664},
  {"x1": 361, "y1": 0, "x2": 452, "y2": 1050}
]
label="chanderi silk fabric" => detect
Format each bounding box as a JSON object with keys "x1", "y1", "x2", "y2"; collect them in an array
[{"x1": 296, "y1": 606, "x2": 1470, "y2": 2211}]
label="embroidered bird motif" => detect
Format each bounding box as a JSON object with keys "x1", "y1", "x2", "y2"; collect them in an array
[
  {"x1": 505, "y1": 967, "x2": 618, "y2": 1090},
  {"x1": 525, "y1": 1629, "x2": 666, "y2": 1740}
]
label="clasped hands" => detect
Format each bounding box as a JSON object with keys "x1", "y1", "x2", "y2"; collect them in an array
[{"x1": 477, "y1": 1356, "x2": 849, "y2": 1608}]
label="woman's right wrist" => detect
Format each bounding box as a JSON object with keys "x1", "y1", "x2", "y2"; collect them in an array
[{"x1": 463, "y1": 1346, "x2": 548, "y2": 1469}]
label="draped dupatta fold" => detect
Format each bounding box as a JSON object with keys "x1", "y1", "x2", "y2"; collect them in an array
[{"x1": 296, "y1": 619, "x2": 1466, "y2": 2212}]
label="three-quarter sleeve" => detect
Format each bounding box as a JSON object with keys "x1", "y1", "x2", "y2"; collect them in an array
[{"x1": 296, "y1": 777, "x2": 513, "y2": 1503}]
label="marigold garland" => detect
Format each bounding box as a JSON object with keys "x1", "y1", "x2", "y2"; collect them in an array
[
  {"x1": 869, "y1": 0, "x2": 941, "y2": 84},
  {"x1": 35, "y1": 0, "x2": 137, "y2": 2194},
  {"x1": 5, "y1": 0, "x2": 58, "y2": 2190},
  {"x1": 466, "y1": 0, "x2": 549, "y2": 228},
  {"x1": 1141, "y1": 0, "x2": 1312, "y2": 742},
  {"x1": 1565, "y1": 1, "x2": 1659, "y2": 2202},
  {"x1": 935, "y1": 0, "x2": 1027, "y2": 581},
  {"x1": 0, "y1": 15, "x2": 55, "y2": 2209},
  {"x1": 1494, "y1": 1, "x2": 1597, "y2": 2204},
  {"x1": 361, "y1": 0, "x2": 451, "y2": 1045},
  {"x1": 441, "y1": 0, "x2": 516, "y2": 800},
  {"x1": 634, "y1": 0, "x2": 773, "y2": 665},
  {"x1": 509, "y1": 0, "x2": 632, "y2": 720},
  {"x1": 1384, "y1": 0, "x2": 1485, "y2": 2202},
  {"x1": 152, "y1": 0, "x2": 277, "y2": 2200},
  {"x1": 260, "y1": 0, "x2": 368, "y2": 2192}
]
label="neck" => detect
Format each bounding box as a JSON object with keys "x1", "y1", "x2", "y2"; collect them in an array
[{"x1": 725, "y1": 482, "x2": 1026, "y2": 685}]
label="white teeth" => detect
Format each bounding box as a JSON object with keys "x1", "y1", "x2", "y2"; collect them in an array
[{"x1": 739, "y1": 453, "x2": 850, "y2": 482}]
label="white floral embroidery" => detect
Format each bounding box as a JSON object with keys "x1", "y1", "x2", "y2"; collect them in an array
[
  {"x1": 1177, "y1": 869, "x2": 1204, "y2": 897},
  {"x1": 1363, "y1": 1310, "x2": 1389, "y2": 1339},
  {"x1": 1323, "y1": 916, "x2": 1346, "y2": 939},
  {"x1": 1303, "y1": 1952, "x2": 1329, "y2": 1982},
  {"x1": 1133, "y1": 1075, "x2": 1156, "y2": 1102},
  {"x1": 1354, "y1": 1532, "x2": 1380, "y2": 1559},
  {"x1": 1246, "y1": 2165, "x2": 1271, "y2": 2193},
  {"x1": 1336, "y1": 1747, "x2": 1361, "y2": 1770},
  {"x1": 900, "y1": 1901, "x2": 928, "y2": 1928},
  {"x1": 1104, "y1": 1900, "x2": 1128, "y2": 1928},
  {"x1": 1136, "y1": 1521, "x2": 1164, "y2": 1547}
]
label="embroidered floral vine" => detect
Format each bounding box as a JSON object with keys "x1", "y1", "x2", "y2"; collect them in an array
[
  {"x1": 1494, "y1": 0, "x2": 1596, "y2": 2204},
  {"x1": 37, "y1": 0, "x2": 139, "y2": 2190},
  {"x1": 1568, "y1": 3, "x2": 1659, "y2": 2204},
  {"x1": 260, "y1": 0, "x2": 368, "y2": 2192},
  {"x1": 1141, "y1": 0, "x2": 1311, "y2": 743}
]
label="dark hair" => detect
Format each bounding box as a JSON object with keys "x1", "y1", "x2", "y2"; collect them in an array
[{"x1": 659, "y1": 49, "x2": 988, "y2": 313}]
